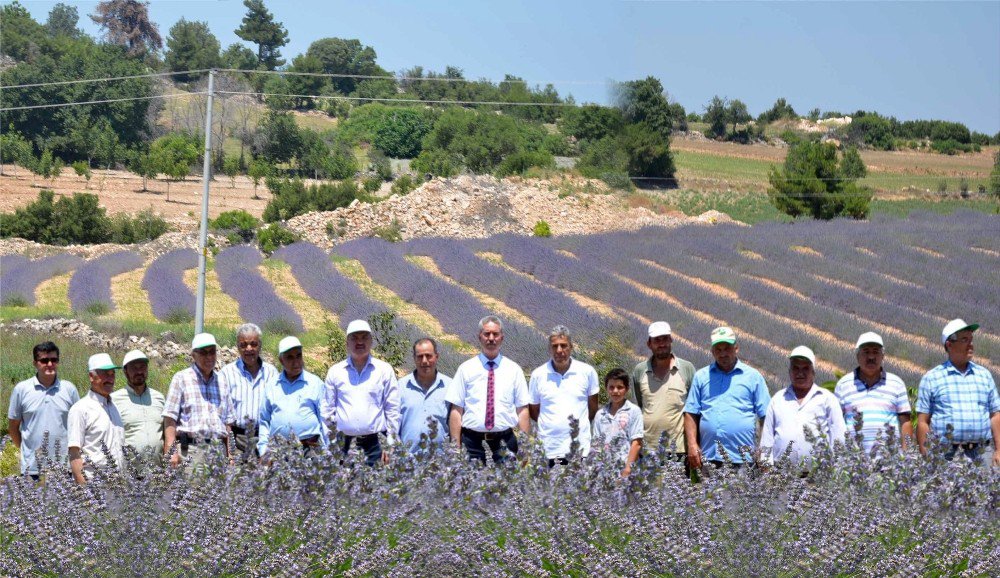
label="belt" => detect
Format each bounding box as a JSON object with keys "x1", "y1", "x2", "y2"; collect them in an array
[
  {"x1": 952, "y1": 442, "x2": 982, "y2": 450},
  {"x1": 178, "y1": 433, "x2": 222, "y2": 445},
  {"x1": 462, "y1": 427, "x2": 513, "y2": 441},
  {"x1": 346, "y1": 432, "x2": 383, "y2": 443},
  {"x1": 300, "y1": 435, "x2": 321, "y2": 447}
]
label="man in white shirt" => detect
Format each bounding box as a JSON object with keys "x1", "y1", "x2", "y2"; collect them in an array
[
  {"x1": 323, "y1": 319, "x2": 400, "y2": 466},
  {"x1": 761, "y1": 346, "x2": 847, "y2": 470},
  {"x1": 528, "y1": 326, "x2": 600, "y2": 466},
  {"x1": 68, "y1": 353, "x2": 125, "y2": 484},
  {"x1": 219, "y1": 323, "x2": 279, "y2": 459},
  {"x1": 447, "y1": 315, "x2": 531, "y2": 464}
]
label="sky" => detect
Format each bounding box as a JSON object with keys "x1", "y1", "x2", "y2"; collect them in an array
[{"x1": 8, "y1": 0, "x2": 1000, "y2": 133}]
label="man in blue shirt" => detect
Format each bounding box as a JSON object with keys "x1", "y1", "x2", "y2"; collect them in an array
[
  {"x1": 398, "y1": 338, "x2": 452, "y2": 453},
  {"x1": 916, "y1": 319, "x2": 1000, "y2": 464},
  {"x1": 258, "y1": 336, "x2": 327, "y2": 458},
  {"x1": 6, "y1": 341, "x2": 80, "y2": 479},
  {"x1": 684, "y1": 327, "x2": 770, "y2": 473}
]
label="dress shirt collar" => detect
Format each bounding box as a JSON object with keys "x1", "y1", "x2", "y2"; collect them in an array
[
  {"x1": 86, "y1": 389, "x2": 112, "y2": 407},
  {"x1": 943, "y1": 359, "x2": 978, "y2": 376},
  {"x1": 478, "y1": 352, "x2": 504, "y2": 368},
  {"x1": 782, "y1": 383, "x2": 823, "y2": 403},
  {"x1": 279, "y1": 370, "x2": 306, "y2": 386},
  {"x1": 236, "y1": 357, "x2": 265, "y2": 379},
  {"x1": 645, "y1": 356, "x2": 677, "y2": 376},
  {"x1": 345, "y1": 355, "x2": 374, "y2": 374},
  {"x1": 709, "y1": 360, "x2": 746, "y2": 375},
  {"x1": 405, "y1": 371, "x2": 445, "y2": 395},
  {"x1": 124, "y1": 384, "x2": 150, "y2": 399},
  {"x1": 191, "y1": 363, "x2": 215, "y2": 384}
]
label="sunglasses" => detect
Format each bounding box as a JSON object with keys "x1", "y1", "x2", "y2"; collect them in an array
[{"x1": 36, "y1": 357, "x2": 60, "y2": 365}]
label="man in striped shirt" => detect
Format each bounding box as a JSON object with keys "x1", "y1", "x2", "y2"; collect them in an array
[
  {"x1": 220, "y1": 323, "x2": 278, "y2": 459},
  {"x1": 834, "y1": 332, "x2": 913, "y2": 452}
]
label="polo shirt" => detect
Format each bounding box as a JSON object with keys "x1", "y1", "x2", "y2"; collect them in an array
[
  {"x1": 683, "y1": 360, "x2": 770, "y2": 463},
  {"x1": 220, "y1": 358, "x2": 279, "y2": 430},
  {"x1": 323, "y1": 356, "x2": 400, "y2": 438},
  {"x1": 446, "y1": 353, "x2": 529, "y2": 432},
  {"x1": 258, "y1": 369, "x2": 328, "y2": 455},
  {"x1": 916, "y1": 360, "x2": 999, "y2": 443},
  {"x1": 67, "y1": 390, "x2": 125, "y2": 477},
  {"x1": 398, "y1": 371, "x2": 452, "y2": 452},
  {"x1": 630, "y1": 356, "x2": 695, "y2": 452},
  {"x1": 592, "y1": 400, "x2": 644, "y2": 464},
  {"x1": 528, "y1": 358, "x2": 600, "y2": 458},
  {"x1": 7, "y1": 375, "x2": 80, "y2": 475},
  {"x1": 761, "y1": 384, "x2": 847, "y2": 466},
  {"x1": 111, "y1": 384, "x2": 166, "y2": 455},
  {"x1": 834, "y1": 369, "x2": 911, "y2": 451}
]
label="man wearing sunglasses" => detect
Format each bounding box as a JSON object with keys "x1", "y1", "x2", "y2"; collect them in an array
[{"x1": 6, "y1": 342, "x2": 80, "y2": 480}]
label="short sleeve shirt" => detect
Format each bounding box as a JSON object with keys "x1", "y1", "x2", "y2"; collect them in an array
[
  {"x1": 683, "y1": 360, "x2": 770, "y2": 463},
  {"x1": 446, "y1": 353, "x2": 529, "y2": 432},
  {"x1": 162, "y1": 365, "x2": 234, "y2": 439},
  {"x1": 834, "y1": 369, "x2": 911, "y2": 451},
  {"x1": 7, "y1": 376, "x2": 80, "y2": 475},
  {"x1": 398, "y1": 371, "x2": 452, "y2": 451},
  {"x1": 528, "y1": 359, "x2": 600, "y2": 458},
  {"x1": 630, "y1": 356, "x2": 695, "y2": 452},
  {"x1": 323, "y1": 356, "x2": 401, "y2": 437},
  {"x1": 67, "y1": 390, "x2": 125, "y2": 476},
  {"x1": 916, "y1": 360, "x2": 999, "y2": 443},
  {"x1": 258, "y1": 370, "x2": 328, "y2": 455},
  {"x1": 111, "y1": 385, "x2": 166, "y2": 455},
  {"x1": 592, "y1": 400, "x2": 644, "y2": 464}
]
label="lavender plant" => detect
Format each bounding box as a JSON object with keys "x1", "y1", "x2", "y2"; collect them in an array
[
  {"x1": 214, "y1": 245, "x2": 303, "y2": 335},
  {"x1": 142, "y1": 248, "x2": 198, "y2": 323},
  {"x1": 68, "y1": 251, "x2": 144, "y2": 314},
  {"x1": 0, "y1": 253, "x2": 83, "y2": 306}
]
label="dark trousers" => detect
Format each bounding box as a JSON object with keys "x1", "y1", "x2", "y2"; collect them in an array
[
  {"x1": 343, "y1": 432, "x2": 384, "y2": 466},
  {"x1": 461, "y1": 428, "x2": 517, "y2": 464},
  {"x1": 230, "y1": 425, "x2": 259, "y2": 460},
  {"x1": 944, "y1": 442, "x2": 983, "y2": 462}
]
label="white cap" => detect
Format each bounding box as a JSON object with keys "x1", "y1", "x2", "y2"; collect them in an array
[
  {"x1": 88, "y1": 353, "x2": 120, "y2": 372},
  {"x1": 122, "y1": 349, "x2": 148, "y2": 368},
  {"x1": 941, "y1": 318, "x2": 979, "y2": 344},
  {"x1": 191, "y1": 332, "x2": 217, "y2": 350},
  {"x1": 648, "y1": 321, "x2": 671, "y2": 338},
  {"x1": 278, "y1": 336, "x2": 302, "y2": 355},
  {"x1": 710, "y1": 326, "x2": 736, "y2": 346},
  {"x1": 788, "y1": 345, "x2": 816, "y2": 366},
  {"x1": 854, "y1": 332, "x2": 884, "y2": 351},
  {"x1": 346, "y1": 319, "x2": 372, "y2": 336}
]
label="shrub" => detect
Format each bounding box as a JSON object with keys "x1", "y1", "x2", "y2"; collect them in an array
[
  {"x1": 541, "y1": 133, "x2": 572, "y2": 156},
  {"x1": 257, "y1": 223, "x2": 300, "y2": 255},
  {"x1": 768, "y1": 141, "x2": 872, "y2": 220},
  {"x1": 390, "y1": 175, "x2": 418, "y2": 196},
  {"x1": 419, "y1": 107, "x2": 546, "y2": 174},
  {"x1": 211, "y1": 210, "x2": 261, "y2": 243},
  {"x1": 109, "y1": 210, "x2": 170, "y2": 244},
  {"x1": 373, "y1": 107, "x2": 433, "y2": 158},
  {"x1": 371, "y1": 219, "x2": 403, "y2": 242},
  {"x1": 410, "y1": 149, "x2": 460, "y2": 178},
  {"x1": 71, "y1": 161, "x2": 92, "y2": 187},
  {"x1": 368, "y1": 149, "x2": 392, "y2": 181},
  {"x1": 263, "y1": 179, "x2": 361, "y2": 222},
  {"x1": 496, "y1": 150, "x2": 555, "y2": 177},
  {"x1": 0, "y1": 190, "x2": 112, "y2": 245},
  {"x1": 362, "y1": 177, "x2": 382, "y2": 193},
  {"x1": 533, "y1": 220, "x2": 552, "y2": 237}
]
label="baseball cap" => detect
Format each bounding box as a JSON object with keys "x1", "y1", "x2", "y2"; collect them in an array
[
  {"x1": 88, "y1": 353, "x2": 120, "y2": 372},
  {"x1": 854, "y1": 332, "x2": 884, "y2": 351},
  {"x1": 710, "y1": 327, "x2": 736, "y2": 346},
  {"x1": 941, "y1": 318, "x2": 979, "y2": 344},
  {"x1": 788, "y1": 345, "x2": 816, "y2": 366},
  {"x1": 191, "y1": 332, "x2": 217, "y2": 350},
  {"x1": 346, "y1": 319, "x2": 372, "y2": 336},
  {"x1": 648, "y1": 321, "x2": 671, "y2": 338},
  {"x1": 122, "y1": 349, "x2": 148, "y2": 368},
  {"x1": 278, "y1": 336, "x2": 303, "y2": 355}
]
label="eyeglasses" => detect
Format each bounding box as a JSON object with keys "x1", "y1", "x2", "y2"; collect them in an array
[{"x1": 36, "y1": 357, "x2": 59, "y2": 365}]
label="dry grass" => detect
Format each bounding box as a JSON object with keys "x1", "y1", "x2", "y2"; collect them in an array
[
  {"x1": 182, "y1": 267, "x2": 242, "y2": 327},
  {"x1": 34, "y1": 273, "x2": 72, "y2": 314},
  {"x1": 258, "y1": 261, "x2": 330, "y2": 333},
  {"x1": 334, "y1": 258, "x2": 477, "y2": 356},
  {"x1": 791, "y1": 246, "x2": 823, "y2": 258},
  {"x1": 108, "y1": 268, "x2": 156, "y2": 322}
]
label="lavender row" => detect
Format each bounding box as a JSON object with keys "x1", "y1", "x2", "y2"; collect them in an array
[
  {"x1": 142, "y1": 249, "x2": 198, "y2": 322},
  {"x1": 0, "y1": 253, "x2": 83, "y2": 306},
  {"x1": 405, "y1": 238, "x2": 625, "y2": 354},
  {"x1": 68, "y1": 251, "x2": 144, "y2": 314},
  {"x1": 214, "y1": 245, "x2": 303, "y2": 334},
  {"x1": 272, "y1": 242, "x2": 464, "y2": 373},
  {"x1": 335, "y1": 238, "x2": 549, "y2": 369}
]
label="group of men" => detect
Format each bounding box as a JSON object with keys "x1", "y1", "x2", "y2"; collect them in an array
[{"x1": 6, "y1": 315, "x2": 999, "y2": 482}]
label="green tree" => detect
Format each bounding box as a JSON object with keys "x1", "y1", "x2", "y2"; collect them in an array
[
  {"x1": 420, "y1": 107, "x2": 545, "y2": 173},
  {"x1": 127, "y1": 148, "x2": 158, "y2": 192},
  {"x1": 262, "y1": 75, "x2": 295, "y2": 111},
  {"x1": 90, "y1": 0, "x2": 162, "y2": 57},
  {"x1": 768, "y1": 141, "x2": 872, "y2": 220},
  {"x1": 164, "y1": 18, "x2": 221, "y2": 82},
  {"x1": 305, "y1": 37, "x2": 387, "y2": 95},
  {"x1": 255, "y1": 110, "x2": 302, "y2": 163},
  {"x1": 223, "y1": 155, "x2": 241, "y2": 188},
  {"x1": 287, "y1": 53, "x2": 326, "y2": 109},
  {"x1": 373, "y1": 108, "x2": 433, "y2": 158},
  {"x1": 46, "y1": 3, "x2": 81, "y2": 38},
  {"x1": 840, "y1": 147, "x2": 867, "y2": 180},
  {"x1": 0, "y1": 130, "x2": 33, "y2": 176},
  {"x1": 727, "y1": 99, "x2": 752, "y2": 132},
  {"x1": 234, "y1": 0, "x2": 288, "y2": 70},
  {"x1": 620, "y1": 122, "x2": 675, "y2": 184},
  {"x1": 558, "y1": 105, "x2": 624, "y2": 143},
  {"x1": 704, "y1": 96, "x2": 728, "y2": 139},
  {"x1": 614, "y1": 77, "x2": 674, "y2": 139},
  {"x1": 758, "y1": 97, "x2": 798, "y2": 124},
  {"x1": 367, "y1": 311, "x2": 408, "y2": 369},
  {"x1": 847, "y1": 114, "x2": 895, "y2": 150},
  {"x1": 72, "y1": 161, "x2": 93, "y2": 188},
  {"x1": 150, "y1": 133, "x2": 200, "y2": 199},
  {"x1": 221, "y1": 43, "x2": 259, "y2": 70},
  {"x1": 0, "y1": 190, "x2": 115, "y2": 245},
  {"x1": 989, "y1": 150, "x2": 1000, "y2": 206},
  {"x1": 248, "y1": 158, "x2": 272, "y2": 198},
  {"x1": 1, "y1": 2, "x2": 47, "y2": 61}
]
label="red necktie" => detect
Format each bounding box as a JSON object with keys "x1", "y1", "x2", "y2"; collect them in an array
[{"x1": 485, "y1": 360, "x2": 496, "y2": 430}]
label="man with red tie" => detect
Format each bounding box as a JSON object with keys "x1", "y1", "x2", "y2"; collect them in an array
[{"x1": 446, "y1": 315, "x2": 531, "y2": 464}]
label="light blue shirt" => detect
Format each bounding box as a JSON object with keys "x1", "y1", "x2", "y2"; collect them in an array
[
  {"x1": 835, "y1": 369, "x2": 911, "y2": 451},
  {"x1": 258, "y1": 369, "x2": 328, "y2": 455},
  {"x1": 398, "y1": 371, "x2": 452, "y2": 452},
  {"x1": 683, "y1": 360, "x2": 770, "y2": 463},
  {"x1": 446, "y1": 353, "x2": 529, "y2": 432},
  {"x1": 220, "y1": 358, "x2": 279, "y2": 429},
  {"x1": 592, "y1": 400, "x2": 644, "y2": 464},
  {"x1": 7, "y1": 375, "x2": 80, "y2": 475},
  {"x1": 916, "y1": 360, "x2": 999, "y2": 443}
]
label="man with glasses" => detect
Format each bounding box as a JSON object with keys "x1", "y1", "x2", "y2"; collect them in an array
[
  {"x1": 258, "y1": 336, "x2": 327, "y2": 458},
  {"x1": 6, "y1": 342, "x2": 80, "y2": 479},
  {"x1": 219, "y1": 323, "x2": 278, "y2": 459},
  {"x1": 162, "y1": 333, "x2": 235, "y2": 470},
  {"x1": 916, "y1": 319, "x2": 1000, "y2": 464}
]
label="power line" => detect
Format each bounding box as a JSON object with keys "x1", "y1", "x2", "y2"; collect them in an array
[
  {"x1": 214, "y1": 90, "x2": 571, "y2": 107},
  {"x1": 217, "y1": 68, "x2": 603, "y2": 86},
  {"x1": 0, "y1": 92, "x2": 206, "y2": 112},
  {"x1": 1, "y1": 70, "x2": 211, "y2": 90}
]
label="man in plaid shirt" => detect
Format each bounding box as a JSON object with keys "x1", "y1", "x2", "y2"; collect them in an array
[
  {"x1": 916, "y1": 319, "x2": 1000, "y2": 464},
  {"x1": 162, "y1": 333, "x2": 234, "y2": 469}
]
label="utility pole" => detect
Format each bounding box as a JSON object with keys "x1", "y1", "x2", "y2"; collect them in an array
[{"x1": 195, "y1": 69, "x2": 215, "y2": 334}]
